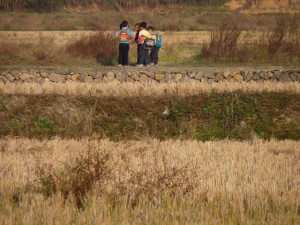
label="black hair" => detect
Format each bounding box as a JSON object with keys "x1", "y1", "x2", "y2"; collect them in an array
[
  {"x1": 147, "y1": 26, "x2": 154, "y2": 31},
  {"x1": 121, "y1": 20, "x2": 128, "y2": 28},
  {"x1": 140, "y1": 22, "x2": 147, "y2": 29}
]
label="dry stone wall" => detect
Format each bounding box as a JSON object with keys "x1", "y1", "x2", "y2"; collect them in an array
[{"x1": 0, "y1": 67, "x2": 300, "y2": 84}]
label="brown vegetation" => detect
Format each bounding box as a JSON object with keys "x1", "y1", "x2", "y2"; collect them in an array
[
  {"x1": 0, "y1": 0, "x2": 226, "y2": 12},
  {"x1": 66, "y1": 32, "x2": 118, "y2": 65},
  {"x1": 0, "y1": 92, "x2": 299, "y2": 140},
  {"x1": 0, "y1": 137, "x2": 299, "y2": 224},
  {"x1": 201, "y1": 15, "x2": 300, "y2": 64},
  {"x1": 1, "y1": 79, "x2": 299, "y2": 97}
]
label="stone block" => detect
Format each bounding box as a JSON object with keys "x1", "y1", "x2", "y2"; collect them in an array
[
  {"x1": 205, "y1": 72, "x2": 215, "y2": 79},
  {"x1": 194, "y1": 72, "x2": 204, "y2": 80},
  {"x1": 48, "y1": 73, "x2": 66, "y2": 83},
  {"x1": 279, "y1": 72, "x2": 292, "y2": 82},
  {"x1": 4, "y1": 74, "x2": 15, "y2": 82},
  {"x1": 0, "y1": 75, "x2": 8, "y2": 83},
  {"x1": 155, "y1": 73, "x2": 165, "y2": 81},
  {"x1": 19, "y1": 73, "x2": 31, "y2": 82},
  {"x1": 83, "y1": 75, "x2": 93, "y2": 82},
  {"x1": 233, "y1": 73, "x2": 244, "y2": 82},
  {"x1": 116, "y1": 72, "x2": 126, "y2": 82},
  {"x1": 174, "y1": 73, "x2": 183, "y2": 82},
  {"x1": 214, "y1": 73, "x2": 224, "y2": 82},
  {"x1": 71, "y1": 74, "x2": 80, "y2": 81},
  {"x1": 139, "y1": 74, "x2": 150, "y2": 83},
  {"x1": 107, "y1": 71, "x2": 115, "y2": 80}
]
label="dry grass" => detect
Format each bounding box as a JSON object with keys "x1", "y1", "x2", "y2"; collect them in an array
[
  {"x1": 0, "y1": 29, "x2": 279, "y2": 66},
  {"x1": 201, "y1": 15, "x2": 300, "y2": 64},
  {"x1": 0, "y1": 81, "x2": 300, "y2": 97},
  {"x1": 0, "y1": 137, "x2": 299, "y2": 224}
]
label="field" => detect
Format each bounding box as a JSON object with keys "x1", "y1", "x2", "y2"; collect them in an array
[
  {"x1": 1, "y1": 10, "x2": 300, "y2": 66},
  {"x1": 0, "y1": 3, "x2": 300, "y2": 224},
  {"x1": 0, "y1": 138, "x2": 299, "y2": 224}
]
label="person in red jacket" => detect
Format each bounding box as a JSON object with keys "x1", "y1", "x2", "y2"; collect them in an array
[{"x1": 134, "y1": 23, "x2": 141, "y2": 64}]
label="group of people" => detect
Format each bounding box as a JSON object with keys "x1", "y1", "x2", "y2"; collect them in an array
[{"x1": 116, "y1": 20, "x2": 162, "y2": 67}]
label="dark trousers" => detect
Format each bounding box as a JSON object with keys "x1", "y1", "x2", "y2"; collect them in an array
[
  {"x1": 118, "y1": 43, "x2": 129, "y2": 65},
  {"x1": 138, "y1": 44, "x2": 150, "y2": 65},
  {"x1": 150, "y1": 46, "x2": 159, "y2": 65}
]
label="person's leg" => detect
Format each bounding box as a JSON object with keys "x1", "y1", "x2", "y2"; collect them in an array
[
  {"x1": 150, "y1": 49, "x2": 154, "y2": 64},
  {"x1": 124, "y1": 44, "x2": 129, "y2": 66},
  {"x1": 118, "y1": 43, "x2": 123, "y2": 65},
  {"x1": 153, "y1": 47, "x2": 159, "y2": 65},
  {"x1": 136, "y1": 45, "x2": 139, "y2": 64},
  {"x1": 138, "y1": 45, "x2": 145, "y2": 65},
  {"x1": 144, "y1": 49, "x2": 150, "y2": 66}
]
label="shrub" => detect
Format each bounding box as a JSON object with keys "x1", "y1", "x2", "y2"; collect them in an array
[
  {"x1": 118, "y1": 149, "x2": 199, "y2": 200},
  {"x1": 201, "y1": 18, "x2": 241, "y2": 60},
  {"x1": 35, "y1": 146, "x2": 114, "y2": 208},
  {"x1": 66, "y1": 32, "x2": 118, "y2": 66}
]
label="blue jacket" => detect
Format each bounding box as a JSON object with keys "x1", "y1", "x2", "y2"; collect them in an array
[{"x1": 116, "y1": 27, "x2": 133, "y2": 44}]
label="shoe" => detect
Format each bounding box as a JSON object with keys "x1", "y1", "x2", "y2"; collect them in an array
[
  {"x1": 136, "y1": 64, "x2": 143, "y2": 67},
  {"x1": 118, "y1": 64, "x2": 122, "y2": 67},
  {"x1": 123, "y1": 65, "x2": 128, "y2": 67},
  {"x1": 150, "y1": 63, "x2": 154, "y2": 66}
]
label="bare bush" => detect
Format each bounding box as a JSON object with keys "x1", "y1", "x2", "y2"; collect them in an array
[
  {"x1": 66, "y1": 32, "x2": 118, "y2": 65},
  {"x1": 201, "y1": 18, "x2": 241, "y2": 60},
  {"x1": 201, "y1": 16, "x2": 300, "y2": 64},
  {"x1": 268, "y1": 17, "x2": 287, "y2": 55},
  {"x1": 118, "y1": 149, "x2": 199, "y2": 200},
  {"x1": 35, "y1": 146, "x2": 113, "y2": 208}
]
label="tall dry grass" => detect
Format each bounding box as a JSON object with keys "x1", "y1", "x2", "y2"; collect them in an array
[
  {"x1": 0, "y1": 137, "x2": 299, "y2": 224},
  {"x1": 0, "y1": 81, "x2": 299, "y2": 97},
  {"x1": 201, "y1": 15, "x2": 300, "y2": 64}
]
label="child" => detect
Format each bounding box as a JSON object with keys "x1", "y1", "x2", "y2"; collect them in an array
[
  {"x1": 147, "y1": 26, "x2": 160, "y2": 66},
  {"x1": 134, "y1": 23, "x2": 141, "y2": 64},
  {"x1": 116, "y1": 20, "x2": 133, "y2": 67},
  {"x1": 137, "y1": 21, "x2": 152, "y2": 66}
]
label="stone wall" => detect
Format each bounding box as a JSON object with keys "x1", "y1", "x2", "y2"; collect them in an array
[{"x1": 0, "y1": 67, "x2": 300, "y2": 84}]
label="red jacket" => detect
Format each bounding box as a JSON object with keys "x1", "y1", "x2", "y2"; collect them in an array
[{"x1": 135, "y1": 31, "x2": 140, "y2": 43}]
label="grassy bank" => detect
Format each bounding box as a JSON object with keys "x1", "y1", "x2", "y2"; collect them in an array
[
  {"x1": 1, "y1": 92, "x2": 299, "y2": 140},
  {"x1": 1, "y1": 11, "x2": 289, "y2": 32},
  {"x1": 0, "y1": 138, "x2": 299, "y2": 225}
]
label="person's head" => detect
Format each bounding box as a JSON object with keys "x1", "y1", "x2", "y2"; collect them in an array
[
  {"x1": 135, "y1": 23, "x2": 140, "y2": 31},
  {"x1": 147, "y1": 26, "x2": 154, "y2": 34},
  {"x1": 140, "y1": 22, "x2": 147, "y2": 30},
  {"x1": 121, "y1": 20, "x2": 128, "y2": 29}
]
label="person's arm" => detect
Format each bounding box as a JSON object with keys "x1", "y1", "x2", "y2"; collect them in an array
[
  {"x1": 116, "y1": 30, "x2": 121, "y2": 39},
  {"x1": 128, "y1": 29, "x2": 133, "y2": 38}
]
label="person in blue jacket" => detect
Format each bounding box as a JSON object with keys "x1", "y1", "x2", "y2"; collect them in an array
[{"x1": 116, "y1": 21, "x2": 133, "y2": 66}]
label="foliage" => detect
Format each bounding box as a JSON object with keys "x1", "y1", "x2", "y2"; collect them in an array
[
  {"x1": 33, "y1": 117, "x2": 55, "y2": 136},
  {"x1": 0, "y1": 0, "x2": 228, "y2": 11},
  {"x1": 201, "y1": 15, "x2": 300, "y2": 64},
  {"x1": 66, "y1": 32, "x2": 118, "y2": 66},
  {"x1": 36, "y1": 146, "x2": 113, "y2": 208},
  {"x1": 1, "y1": 93, "x2": 299, "y2": 140}
]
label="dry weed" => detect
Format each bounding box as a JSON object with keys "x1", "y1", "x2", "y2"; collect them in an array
[
  {"x1": 0, "y1": 81, "x2": 299, "y2": 97},
  {"x1": 0, "y1": 137, "x2": 299, "y2": 224}
]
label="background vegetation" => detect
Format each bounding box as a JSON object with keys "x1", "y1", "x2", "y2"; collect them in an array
[{"x1": 0, "y1": 0, "x2": 227, "y2": 11}]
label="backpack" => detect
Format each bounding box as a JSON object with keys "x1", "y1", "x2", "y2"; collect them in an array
[
  {"x1": 155, "y1": 33, "x2": 163, "y2": 48},
  {"x1": 143, "y1": 38, "x2": 156, "y2": 49},
  {"x1": 119, "y1": 29, "x2": 131, "y2": 42}
]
